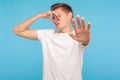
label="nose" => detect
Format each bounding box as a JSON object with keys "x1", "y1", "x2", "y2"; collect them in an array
[{"x1": 52, "y1": 16, "x2": 59, "y2": 24}]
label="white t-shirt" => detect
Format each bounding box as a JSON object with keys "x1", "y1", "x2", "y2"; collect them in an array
[{"x1": 37, "y1": 29, "x2": 86, "y2": 80}]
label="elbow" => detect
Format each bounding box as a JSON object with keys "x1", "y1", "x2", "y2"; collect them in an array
[{"x1": 12, "y1": 27, "x2": 19, "y2": 35}]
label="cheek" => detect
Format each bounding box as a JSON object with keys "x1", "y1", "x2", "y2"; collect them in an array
[
  {"x1": 52, "y1": 19, "x2": 56, "y2": 24},
  {"x1": 60, "y1": 17, "x2": 66, "y2": 22},
  {"x1": 61, "y1": 17, "x2": 69, "y2": 24}
]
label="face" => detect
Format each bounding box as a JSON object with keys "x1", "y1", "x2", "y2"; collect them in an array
[{"x1": 52, "y1": 8, "x2": 72, "y2": 31}]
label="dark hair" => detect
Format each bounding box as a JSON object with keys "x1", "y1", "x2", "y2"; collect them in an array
[{"x1": 51, "y1": 3, "x2": 73, "y2": 18}]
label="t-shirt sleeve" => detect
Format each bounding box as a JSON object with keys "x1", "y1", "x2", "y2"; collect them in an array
[
  {"x1": 37, "y1": 29, "x2": 54, "y2": 41},
  {"x1": 37, "y1": 30, "x2": 45, "y2": 41}
]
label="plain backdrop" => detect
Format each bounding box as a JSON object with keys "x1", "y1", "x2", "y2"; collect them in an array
[{"x1": 0, "y1": 0, "x2": 120, "y2": 80}]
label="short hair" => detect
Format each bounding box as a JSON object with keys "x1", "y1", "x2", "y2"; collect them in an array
[{"x1": 51, "y1": 3, "x2": 74, "y2": 18}]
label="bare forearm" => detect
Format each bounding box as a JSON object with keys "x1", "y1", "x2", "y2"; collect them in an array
[
  {"x1": 12, "y1": 11, "x2": 57, "y2": 40},
  {"x1": 13, "y1": 14, "x2": 43, "y2": 33}
]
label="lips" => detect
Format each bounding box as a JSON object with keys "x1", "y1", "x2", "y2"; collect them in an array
[{"x1": 55, "y1": 23, "x2": 60, "y2": 26}]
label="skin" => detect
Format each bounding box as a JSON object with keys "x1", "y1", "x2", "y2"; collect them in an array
[
  {"x1": 13, "y1": 7, "x2": 91, "y2": 46},
  {"x1": 69, "y1": 16, "x2": 91, "y2": 46}
]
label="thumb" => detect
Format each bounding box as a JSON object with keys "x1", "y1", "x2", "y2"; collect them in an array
[
  {"x1": 69, "y1": 33, "x2": 75, "y2": 39},
  {"x1": 46, "y1": 16, "x2": 54, "y2": 22}
]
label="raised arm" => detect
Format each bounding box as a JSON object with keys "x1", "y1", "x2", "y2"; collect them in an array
[
  {"x1": 13, "y1": 11, "x2": 58, "y2": 40},
  {"x1": 69, "y1": 15, "x2": 91, "y2": 46}
]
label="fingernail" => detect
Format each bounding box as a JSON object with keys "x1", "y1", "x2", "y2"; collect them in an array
[
  {"x1": 77, "y1": 15, "x2": 80, "y2": 17},
  {"x1": 88, "y1": 22, "x2": 91, "y2": 24},
  {"x1": 81, "y1": 17, "x2": 84, "y2": 20}
]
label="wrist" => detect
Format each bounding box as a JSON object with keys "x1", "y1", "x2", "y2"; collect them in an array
[
  {"x1": 82, "y1": 39, "x2": 90, "y2": 46},
  {"x1": 36, "y1": 14, "x2": 44, "y2": 18},
  {"x1": 37, "y1": 12, "x2": 48, "y2": 18}
]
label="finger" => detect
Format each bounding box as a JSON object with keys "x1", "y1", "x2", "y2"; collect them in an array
[
  {"x1": 81, "y1": 17, "x2": 86, "y2": 29},
  {"x1": 87, "y1": 22, "x2": 91, "y2": 31},
  {"x1": 48, "y1": 11, "x2": 59, "y2": 21},
  {"x1": 48, "y1": 11, "x2": 55, "y2": 15},
  {"x1": 45, "y1": 14, "x2": 53, "y2": 21},
  {"x1": 47, "y1": 17, "x2": 53, "y2": 22},
  {"x1": 72, "y1": 18, "x2": 77, "y2": 35},
  {"x1": 69, "y1": 33, "x2": 75, "y2": 39},
  {"x1": 50, "y1": 11, "x2": 58, "y2": 17},
  {"x1": 53, "y1": 11, "x2": 58, "y2": 16},
  {"x1": 51, "y1": 11, "x2": 59, "y2": 20},
  {"x1": 76, "y1": 15, "x2": 81, "y2": 29},
  {"x1": 69, "y1": 33, "x2": 80, "y2": 41}
]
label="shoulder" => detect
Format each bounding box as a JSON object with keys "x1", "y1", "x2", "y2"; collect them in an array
[
  {"x1": 37, "y1": 29, "x2": 55, "y2": 40},
  {"x1": 37, "y1": 29, "x2": 55, "y2": 34}
]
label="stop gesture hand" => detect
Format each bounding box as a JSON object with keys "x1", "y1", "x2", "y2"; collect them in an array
[{"x1": 69, "y1": 15, "x2": 91, "y2": 46}]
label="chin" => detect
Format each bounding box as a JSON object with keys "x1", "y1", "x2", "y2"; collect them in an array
[
  {"x1": 56, "y1": 24, "x2": 66, "y2": 31},
  {"x1": 56, "y1": 25, "x2": 62, "y2": 30}
]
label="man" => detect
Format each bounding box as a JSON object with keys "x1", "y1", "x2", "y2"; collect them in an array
[{"x1": 13, "y1": 3, "x2": 91, "y2": 80}]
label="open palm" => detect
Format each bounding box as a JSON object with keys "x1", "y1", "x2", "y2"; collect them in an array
[{"x1": 69, "y1": 15, "x2": 91, "y2": 45}]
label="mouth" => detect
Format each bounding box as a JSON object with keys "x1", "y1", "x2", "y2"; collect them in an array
[{"x1": 55, "y1": 23, "x2": 60, "y2": 26}]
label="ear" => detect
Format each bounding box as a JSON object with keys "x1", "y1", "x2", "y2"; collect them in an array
[{"x1": 67, "y1": 12, "x2": 72, "y2": 20}]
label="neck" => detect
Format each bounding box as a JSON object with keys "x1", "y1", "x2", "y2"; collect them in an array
[{"x1": 59, "y1": 25, "x2": 73, "y2": 34}]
